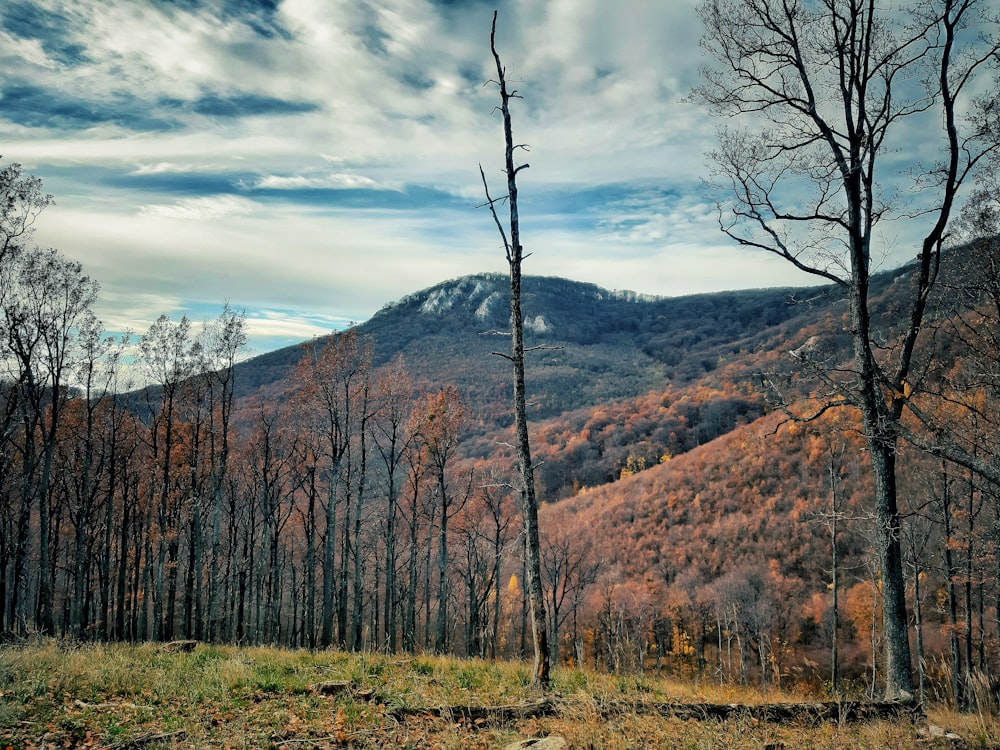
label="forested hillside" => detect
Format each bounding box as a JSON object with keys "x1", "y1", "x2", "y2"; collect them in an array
[{"x1": 3, "y1": 153, "x2": 1000, "y2": 705}]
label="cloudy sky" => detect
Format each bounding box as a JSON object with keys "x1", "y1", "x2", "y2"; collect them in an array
[{"x1": 0, "y1": 0, "x2": 938, "y2": 353}]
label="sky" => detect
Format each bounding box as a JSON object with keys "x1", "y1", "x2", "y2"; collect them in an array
[{"x1": 0, "y1": 0, "x2": 957, "y2": 355}]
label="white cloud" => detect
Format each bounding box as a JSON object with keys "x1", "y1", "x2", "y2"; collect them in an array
[
  {"x1": 255, "y1": 173, "x2": 388, "y2": 190},
  {"x1": 131, "y1": 162, "x2": 199, "y2": 175},
  {"x1": 0, "y1": 29, "x2": 57, "y2": 69},
  {"x1": 138, "y1": 195, "x2": 261, "y2": 221},
  {"x1": 246, "y1": 310, "x2": 352, "y2": 342}
]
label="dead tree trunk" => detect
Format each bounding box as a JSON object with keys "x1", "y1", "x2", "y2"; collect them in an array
[{"x1": 480, "y1": 10, "x2": 550, "y2": 689}]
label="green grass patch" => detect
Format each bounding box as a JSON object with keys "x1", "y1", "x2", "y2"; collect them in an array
[{"x1": 0, "y1": 640, "x2": 992, "y2": 749}]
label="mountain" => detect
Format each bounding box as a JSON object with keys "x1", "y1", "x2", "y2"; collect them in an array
[
  {"x1": 233, "y1": 272, "x2": 840, "y2": 421},
  {"x1": 228, "y1": 270, "x2": 877, "y2": 499}
]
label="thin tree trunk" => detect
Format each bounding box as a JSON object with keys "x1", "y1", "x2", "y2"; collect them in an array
[
  {"x1": 908, "y1": 533, "x2": 927, "y2": 706},
  {"x1": 351, "y1": 407, "x2": 370, "y2": 651},
  {"x1": 423, "y1": 499, "x2": 435, "y2": 651},
  {"x1": 113, "y1": 463, "x2": 131, "y2": 640},
  {"x1": 435, "y1": 483, "x2": 449, "y2": 653},
  {"x1": 338, "y1": 481, "x2": 350, "y2": 647},
  {"x1": 483, "y1": 10, "x2": 550, "y2": 689},
  {"x1": 321, "y1": 477, "x2": 337, "y2": 648},
  {"x1": 405, "y1": 515, "x2": 418, "y2": 653},
  {"x1": 305, "y1": 467, "x2": 317, "y2": 649},
  {"x1": 964, "y1": 473, "x2": 975, "y2": 702},
  {"x1": 942, "y1": 462, "x2": 963, "y2": 708}
]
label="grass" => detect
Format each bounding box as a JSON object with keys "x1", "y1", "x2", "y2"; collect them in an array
[{"x1": 0, "y1": 639, "x2": 993, "y2": 749}]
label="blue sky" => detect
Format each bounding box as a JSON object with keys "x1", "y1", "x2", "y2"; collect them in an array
[{"x1": 0, "y1": 0, "x2": 946, "y2": 354}]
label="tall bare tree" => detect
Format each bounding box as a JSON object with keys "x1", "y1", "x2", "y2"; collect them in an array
[
  {"x1": 693, "y1": 0, "x2": 1000, "y2": 699},
  {"x1": 480, "y1": 10, "x2": 550, "y2": 689},
  {"x1": 3, "y1": 246, "x2": 100, "y2": 634},
  {"x1": 370, "y1": 355, "x2": 415, "y2": 652},
  {"x1": 201, "y1": 304, "x2": 247, "y2": 642},
  {"x1": 414, "y1": 386, "x2": 466, "y2": 653},
  {"x1": 140, "y1": 313, "x2": 197, "y2": 641}
]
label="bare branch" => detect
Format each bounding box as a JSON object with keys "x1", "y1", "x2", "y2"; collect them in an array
[{"x1": 479, "y1": 163, "x2": 512, "y2": 263}]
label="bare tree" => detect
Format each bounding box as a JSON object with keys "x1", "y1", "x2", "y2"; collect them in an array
[
  {"x1": 480, "y1": 9, "x2": 551, "y2": 690},
  {"x1": 140, "y1": 314, "x2": 197, "y2": 641},
  {"x1": 195, "y1": 304, "x2": 247, "y2": 641},
  {"x1": 400, "y1": 421, "x2": 429, "y2": 653},
  {"x1": 370, "y1": 355, "x2": 415, "y2": 652},
  {"x1": 3, "y1": 246, "x2": 100, "y2": 634},
  {"x1": 415, "y1": 386, "x2": 466, "y2": 653},
  {"x1": 694, "y1": 0, "x2": 1000, "y2": 699},
  {"x1": 0, "y1": 159, "x2": 51, "y2": 264},
  {"x1": 294, "y1": 332, "x2": 369, "y2": 647},
  {"x1": 541, "y1": 508, "x2": 601, "y2": 667}
]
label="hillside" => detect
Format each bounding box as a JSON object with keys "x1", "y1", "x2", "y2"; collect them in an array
[
  {"x1": 216, "y1": 263, "x2": 976, "y2": 683},
  {"x1": 227, "y1": 269, "x2": 895, "y2": 501},
  {"x1": 232, "y1": 265, "x2": 912, "y2": 407},
  {"x1": 360, "y1": 272, "x2": 820, "y2": 394},
  {"x1": 231, "y1": 272, "x2": 835, "y2": 435}
]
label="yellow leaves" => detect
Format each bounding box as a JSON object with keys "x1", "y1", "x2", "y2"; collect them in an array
[
  {"x1": 844, "y1": 580, "x2": 881, "y2": 641},
  {"x1": 619, "y1": 454, "x2": 648, "y2": 479},
  {"x1": 671, "y1": 624, "x2": 696, "y2": 657}
]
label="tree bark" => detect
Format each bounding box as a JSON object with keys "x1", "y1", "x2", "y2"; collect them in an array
[{"x1": 941, "y1": 461, "x2": 963, "y2": 708}]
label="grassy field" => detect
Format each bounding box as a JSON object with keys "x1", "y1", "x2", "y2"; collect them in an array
[{"x1": 0, "y1": 640, "x2": 996, "y2": 749}]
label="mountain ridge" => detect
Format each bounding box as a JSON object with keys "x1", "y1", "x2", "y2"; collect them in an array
[{"x1": 231, "y1": 271, "x2": 840, "y2": 410}]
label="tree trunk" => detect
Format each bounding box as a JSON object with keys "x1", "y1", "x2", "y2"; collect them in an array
[
  {"x1": 484, "y1": 9, "x2": 550, "y2": 690},
  {"x1": 337, "y1": 482, "x2": 350, "y2": 647},
  {"x1": 113, "y1": 463, "x2": 131, "y2": 640},
  {"x1": 434, "y1": 479, "x2": 449, "y2": 653},
  {"x1": 305, "y1": 468, "x2": 317, "y2": 649},
  {"x1": 423, "y1": 499, "x2": 435, "y2": 651},
  {"x1": 404, "y1": 505, "x2": 418, "y2": 653},
  {"x1": 964, "y1": 474, "x2": 975, "y2": 702},
  {"x1": 913, "y1": 556, "x2": 926, "y2": 705},
  {"x1": 384, "y1": 472, "x2": 398, "y2": 653},
  {"x1": 942, "y1": 462, "x2": 963, "y2": 708},
  {"x1": 853, "y1": 295, "x2": 912, "y2": 699},
  {"x1": 351, "y1": 410, "x2": 369, "y2": 651},
  {"x1": 321, "y1": 479, "x2": 337, "y2": 648}
]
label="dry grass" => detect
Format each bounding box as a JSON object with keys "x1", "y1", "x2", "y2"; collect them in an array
[{"x1": 0, "y1": 639, "x2": 994, "y2": 748}]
